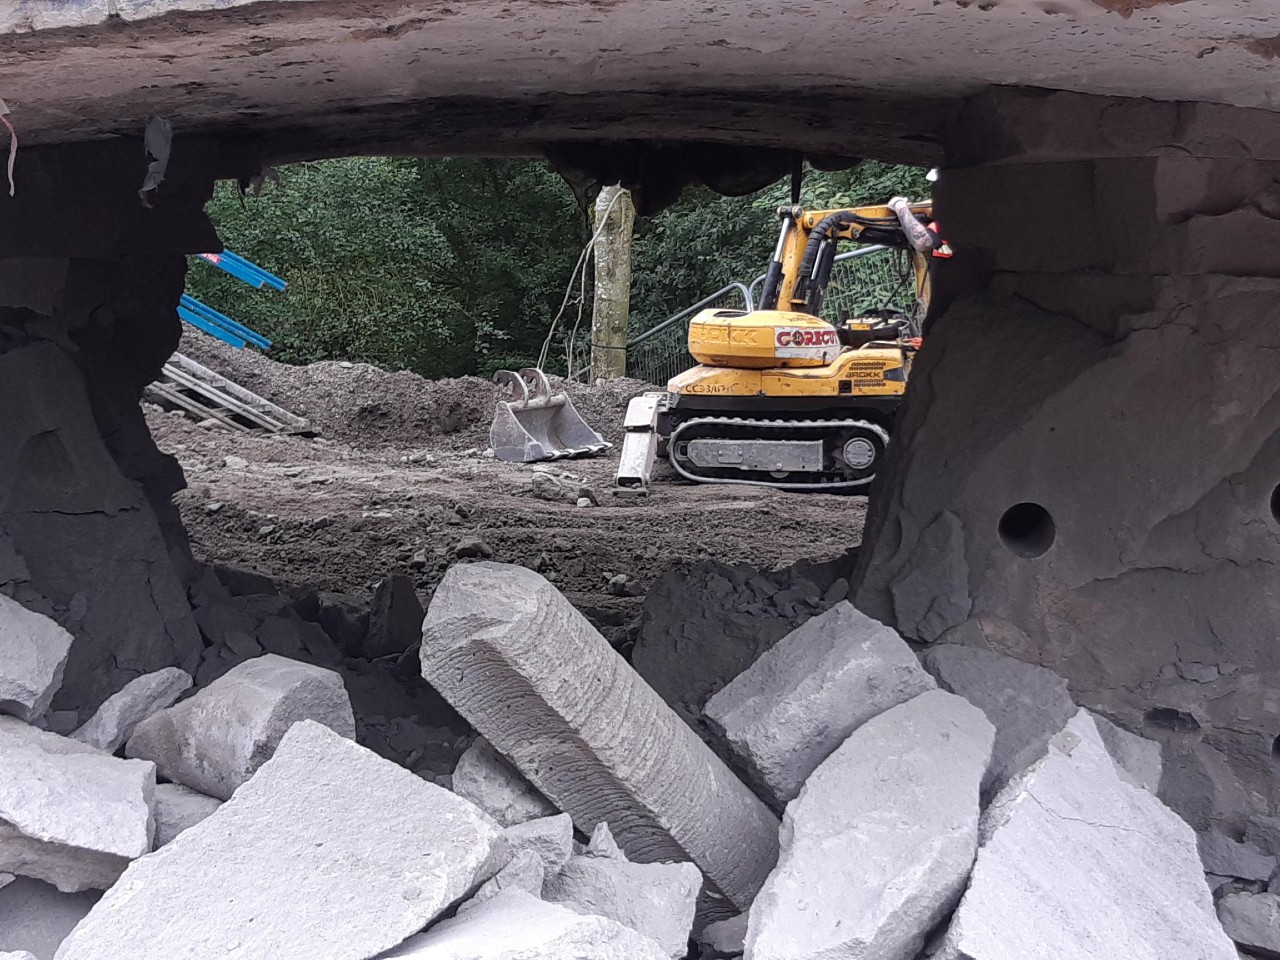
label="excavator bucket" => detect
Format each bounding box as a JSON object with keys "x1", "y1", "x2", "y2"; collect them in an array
[{"x1": 490, "y1": 368, "x2": 612, "y2": 463}]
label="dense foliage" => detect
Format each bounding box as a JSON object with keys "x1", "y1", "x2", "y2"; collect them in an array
[{"x1": 186, "y1": 157, "x2": 930, "y2": 378}]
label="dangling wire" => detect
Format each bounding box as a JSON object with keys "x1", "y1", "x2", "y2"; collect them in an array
[{"x1": 538, "y1": 186, "x2": 625, "y2": 375}]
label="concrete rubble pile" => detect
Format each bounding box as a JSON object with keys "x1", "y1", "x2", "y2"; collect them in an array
[{"x1": 0, "y1": 562, "x2": 1272, "y2": 960}]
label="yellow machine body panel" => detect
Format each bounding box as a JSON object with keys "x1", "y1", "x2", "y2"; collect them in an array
[
  {"x1": 686, "y1": 308, "x2": 842, "y2": 370},
  {"x1": 668, "y1": 346, "x2": 909, "y2": 400}
]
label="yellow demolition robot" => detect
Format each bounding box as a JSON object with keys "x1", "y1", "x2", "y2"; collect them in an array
[{"x1": 616, "y1": 198, "x2": 944, "y2": 494}]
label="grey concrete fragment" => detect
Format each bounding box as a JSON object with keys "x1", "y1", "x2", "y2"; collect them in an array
[
  {"x1": 920, "y1": 643, "x2": 1075, "y2": 798},
  {"x1": 490, "y1": 813, "x2": 574, "y2": 874},
  {"x1": 705, "y1": 601, "x2": 936, "y2": 807},
  {"x1": 71, "y1": 668, "x2": 192, "y2": 753},
  {"x1": 586, "y1": 821, "x2": 623, "y2": 859},
  {"x1": 151, "y1": 783, "x2": 220, "y2": 847},
  {"x1": 452, "y1": 737, "x2": 557, "y2": 827},
  {"x1": 56, "y1": 720, "x2": 500, "y2": 960},
  {"x1": 1218, "y1": 893, "x2": 1280, "y2": 956},
  {"x1": 0, "y1": 951, "x2": 38, "y2": 960},
  {"x1": 0, "y1": 872, "x2": 12, "y2": 891},
  {"x1": 1200, "y1": 830, "x2": 1277, "y2": 882},
  {"x1": 544, "y1": 850, "x2": 702, "y2": 958},
  {"x1": 381, "y1": 889, "x2": 670, "y2": 960},
  {"x1": 421, "y1": 563, "x2": 779, "y2": 915},
  {"x1": 461, "y1": 850, "x2": 546, "y2": 914},
  {"x1": 125, "y1": 653, "x2": 355, "y2": 800},
  {"x1": 1091, "y1": 711, "x2": 1162, "y2": 794},
  {"x1": 747, "y1": 689, "x2": 994, "y2": 960},
  {"x1": 0, "y1": 878, "x2": 99, "y2": 960},
  {"x1": 1246, "y1": 816, "x2": 1280, "y2": 860},
  {"x1": 0, "y1": 718, "x2": 155, "y2": 892},
  {"x1": 939, "y1": 711, "x2": 1236, "y2": 960},
  {"x1": 364, "y1": 575, "x2": 424, "y2": 660},
  {"x1": 0, "y1": 595, "x2": 72, "y2": 723},
  {"x1": 698, "y1": 912, "x2": 747, "y2": 958}
]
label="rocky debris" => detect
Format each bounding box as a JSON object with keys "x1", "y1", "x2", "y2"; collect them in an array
[
  {"x1": 937, "y1": 711, "x2": 1236, "y2": 960},
  {"x1": 463, "y1": 849, "x2": 547, "y2": 912},
  {"x1": 364, "y1": 575, "x2": 424, "y2": 660},
  {"x1": 632, "y1": 553, "x2": 857, "y2": 728},
  {"x1": 705, "y1": 601, "x2": 935, "y2": 808},
  {"x1": 1217, "y1": 892, "x2": 1280, "y2": 956},
  {"x1": 316, "y1": 592, "x2": 370, "y2": 658},
  {"x1": 920, "y1": 643, "x2": 1076, "y2": 798},
  {"x1": 1199, "y1": 830, "x2": 1277, "y2": 882},
  {"x1": 151, "y1": 783, "x2": 221, "y2": 847},
  {"x1": 421, "y1": 562, "x2": 780, "y2": 916},
  {"x1": 380, "y1": 888, "x2": 670, "y2": 959},
  {"x1": 0, "y1": 718, "x2": 155, "y2": 893},
  {"x1": 57, "y1": 721, "x2": 501, "y2": 960},
  {"x1": 451, "y1": 736, "x2": 558, "y2": 827},
  {"x1": 697, "y1": 912, "x2": 747, "y2": 958},
  {"x1": 70, "y1": 668, "x2": 192, "y2": 754},
  {"x1": 0, "y1": 595, "x2": 73, "y2": 723},
  {"x1": 747, "y1": 689, "x2": 994, "y2": 960},
  {"x1": 0, "y1": 878, "x2": 99, "y2": 960},
  {"x1": 1091, "y1": 711, "x2": 1163, "y2": 795},
  {"x1": 543, "y1": 841, "x2": 702, "y2": 958},
  {"x1": 489, "y1": 813, "x2": 575, "y2": 875},
  {"x1": 126, "y1": 653, "x2": 355, "y2": 800}
]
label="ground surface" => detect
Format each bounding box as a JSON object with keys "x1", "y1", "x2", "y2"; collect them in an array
[{"x1": 150, "y1": 332, "x2": 863, "y2": 639}]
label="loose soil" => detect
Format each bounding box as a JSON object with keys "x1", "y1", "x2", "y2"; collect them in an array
[{"x1": 154, "y1": 332, "x2": 866, "y2": 639}]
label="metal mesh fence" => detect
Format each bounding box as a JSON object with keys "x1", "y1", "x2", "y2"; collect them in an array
[{"x1": 819, "y1": 246, "x2": 919, "y2": 323}]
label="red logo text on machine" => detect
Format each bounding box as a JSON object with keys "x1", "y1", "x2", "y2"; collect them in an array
[{"x1": 776, "y1": 328, "x2": 838, "y2": 348}]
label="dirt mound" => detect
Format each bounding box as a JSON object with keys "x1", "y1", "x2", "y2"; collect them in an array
[{"x1": 177, "y1": 331, "x2": 651, "y2": 450}]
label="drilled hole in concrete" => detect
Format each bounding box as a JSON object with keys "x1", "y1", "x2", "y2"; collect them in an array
[
  {"x1": 998, "y1": 502, "x2": 1055, "y2": 558},
  {"x1": 1143, "y1": 707, "x2": 1201, "y2": 735},
  {"x1": 1270, "y1": 485, "x2": 1280, "y2": 523}
]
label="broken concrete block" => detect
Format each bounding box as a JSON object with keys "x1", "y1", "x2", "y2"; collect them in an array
[
  {"x1": 0, "y1": 951, "x2": 37, "y2": 960},
  {"x1": 125, "y1": 653, "x2": 355, "y2": 800},
  {"x1": 698, "y1": 912, "x2": 747, "y2": 958},
  {"x1": 0, "y1": 872, "x2": 11, "y2": 891},
  {"x1": 1218, "y1": 892, "x2": 1280, "y2": 956},
  {"x1": 422, "y1": 563, "x2": 780, "y2": 914},
  {"x1": 1091, "y1": 710, "x2": 1163, "y2": 794},
  {"x1": 544, "y1": 850, "x2": 702, "y2": 958},
  {"x1": 56, "y1": 720, "x2": 500, "y2": 960},
  {"x1": 0, "y1": 878, "x2": 99, "y2": 960},
  {"x1": 1245, "y1": 815, "x2": 1280, "y2": 857},
  {"x1": 71, "y1": 667, "x2": 192, "y2": 753},
  {"x1": 381, "y1": 889, "x2": 670, "y2": 960},
  {"x1": 920, "y1": 643, "x2": 1075, "y2": 798},
  {"x1": 452, "y1": 737, "x2": 558, "y2": 827},
  {"x1": 491, "y1": 813, "x2": 574, "y2": 874},
  {"x1": 364, "y1": 575, "x2": 425, "y2": 660},
  {"x1": 0, "y1": 718, "x2": 154, "y2": 892},
  {"x1": 151, "y1": 783, "x2": 220, "y2": 847},
  {"x1": 705, "y1": 601, "x2": 936, "y2": 807},
  {"x1": 938, "y1": 711, "x2": 1236, "y2": 960},
  {"x1": 0, "y1": 594, "x2": 72, "y2": 723},
  {"x1": 462, "y1": 849, "x2": 546, "y2": 914},
  {"x1": 1199, "y1": 830, "x2": 1278, "y2": 882},
  {"x1": 586, "y1": 821, "x2": 623, "y2": 859},
  {"x1": 747, "y1": 689, "x2": 994, "y2": 960}
]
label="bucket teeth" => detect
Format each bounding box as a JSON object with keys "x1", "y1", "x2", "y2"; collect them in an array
[{"x1": 490, "y1": 368, "x2": 612, "y2": 463}]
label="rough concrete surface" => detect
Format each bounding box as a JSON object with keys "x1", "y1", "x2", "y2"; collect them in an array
[
  {"x1": 938, "y1": 711, "x2": 1236, "y2": 960},
  {"x1": 747, "y1": 689, "x2": 994, "y2": 960},
  {"x1": 380, "y1": 889, "x2": 670, "y2": 960},
  {"x1": 461, "y1": 849, "x2": 546, "y2": 913},
  {"x1": 920, "y1": 644, "x2": 1075, "y2": 798},
  {"x1": 0, "y1": 595, "x2": 72, "y2": 724},
  {"x1": 0, "y1": 878, "x2": 99, "y2": 960},
  {"x1": 451, "y1": 737, "x2": 558, "y2": 828},
  {"x1": 705, "y1": 601, "x2": 935, "y2": 807},
  {"x1": 125, "y1": 653, "x2": 355, "y2": 799},
  {"x1": 1091, "y1": 711, "x2": 1163, "y2": 795},
  {"x1": 0, "y1": 718, "x2": 154, "y2": 893},
  {"x1": 421, "y1": 562, "x2": 779, "y2": 916},
  {"x1": 150, "y1": 783, "x2": 221, "y2": 848},
  {"x1": 56, "y1": 721, "x2": 500, "y2": 960},
  {"x1": 488, "y1": 813, "x2": 574, "y2": 875},
  {"x1": 364, "y1": 575, "x2": 424, "y2": 660},
  {"x1": 1217, "y1": 892, "x2": 1280, "y2": 957},
  {"x1": 544, "y1": 852, "x2": 702, "y2": 958},
  {"x1": 71, "y1": 668, "x2": 192, "y2": 753},
  {"x1": 1198, "y1": 831, "x2": 1277, "y2": 882}
]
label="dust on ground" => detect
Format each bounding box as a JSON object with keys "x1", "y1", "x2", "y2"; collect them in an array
[{"x1": 154, "y1": 332, "x2": 867, "y2": 641}]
